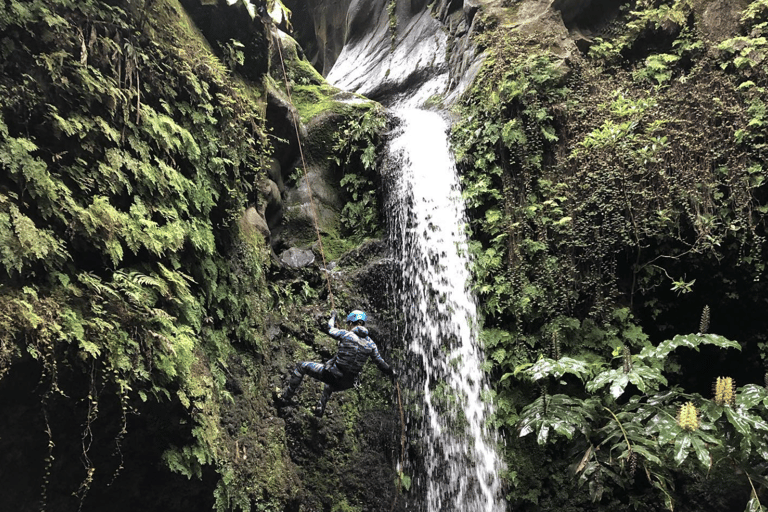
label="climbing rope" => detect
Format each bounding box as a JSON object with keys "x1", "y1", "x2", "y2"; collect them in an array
[
  {"x1": 270, "y1": 25, "x2": 336, "y2": 310},
  {"x1": 270, "y1": 23, "x2": 407, "y2": 504},
  {"x1": 391, "y1": 380, "x2": 406, "y2": 511},
  {"x1": 396, "y1": 381, "x2": 406, "y2": 466}
]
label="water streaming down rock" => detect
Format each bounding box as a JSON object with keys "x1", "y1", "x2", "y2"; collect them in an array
[
  {"x1": 383, "y1": 108, "x2": 506, "y2": 512},
  {"x1": 318, "y1": 1, "x2": 504, "y2": 505}
]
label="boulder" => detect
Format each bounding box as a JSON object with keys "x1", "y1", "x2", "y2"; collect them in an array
[
  {"x1": 698, "y1": 0, "x2": 744, "y2": 44},
  {"x1": 279, "y1": 247, "x2": 316, "y2": 268},
  {"x1": 242, "y1": 206, "x2": 271, "y2": 241}
]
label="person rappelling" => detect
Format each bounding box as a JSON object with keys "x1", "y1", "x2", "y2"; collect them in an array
[{"x1": 275, "y1": 310, "x2": 397, "y2": 417}]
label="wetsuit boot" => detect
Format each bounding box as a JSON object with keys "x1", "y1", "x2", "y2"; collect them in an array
[
  {"x1": 314, "y1": 385, "x2": 332, "y2": 417},
  {"x1": 276, "y1": 369, "x2": 303, "y2": 406}
]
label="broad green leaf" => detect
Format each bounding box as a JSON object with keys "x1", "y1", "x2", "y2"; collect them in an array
[
  {"x1": 674, "y1": 432, "x2": 692, "y2": 465},
  {"x1": 517, "y1": 394, "x2": 596, "y2": 444},
  {"x1": 586, "y1": 369, "x2": 631, "y2": 398},
  {"x1": 700, "y1": 401, "x2": 725, "y2": 422},
  {"x1": 639, "y1": 333, "x2": 740, "y2": 363},
  {"x1": 524, "y1": 356, "x2": 593, "y2": 382},
  {"x1": 610, "y1": 373, "x2": 630, "y2": 399},
  {"x1": 741, "y1": 436, "x2": 753, "y2": 459},
  {"x1": 753, "y1": 436, "x2": 768, "y2": 461},
  {"x1": 552, "y1": 419, "x2": 576, "y2": 439},
  {"x1": 646, "y1": 389, "x2": 679, "y2": 406},
  {"x1": 510, "y1": 362, "x2": 533, "y2": 379},
  {"x1": 650, "y1": 413, "x2": 680, "y2": 446},
  {"x1": 695, "y1": 333, "x2": 742, "y2": 350},
  {"x1": 738, "y1": 384, "x2": 768, "y2": 409},
  {"x1": 400, "y1": 472, "x2": 412, "y2": 491},
  {"x1": 537, "y1": 423, "x2": 551, "y2": 445},
  {"x1": 627, "y1": 364, "x2": 667, "y2": 393},
  {"x1": 725, "y1": 407, "x2": 751, "y2": 436},
  {"x1": 649, "y1": 473, "x2": 674, "y2": 511},
  {"x1": 630, "y1": 444, "x2": 663, "y2": 466},
  {"x1": 586, "y1": 368, "x2": 615, "y2": 392},
  {"x1": 694, "y1": 425, "x2": 722, "y2": 446},
  {"x1": 746, "y1": 496, "x2": 765, "y2": 512},
  {"x1": 748, "y1": 412, "x2": 768, "y2": 432},
  {"x1": 588, "y1": 363, "x2": 667, "y2": 398},
  {"x1": 690, "y1": 433, "x2": 711, "y2": 470}
]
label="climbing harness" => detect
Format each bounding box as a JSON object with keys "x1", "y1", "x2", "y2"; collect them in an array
[{"x1": 270, "y1": 26, "x2": 336, "y2": 310}]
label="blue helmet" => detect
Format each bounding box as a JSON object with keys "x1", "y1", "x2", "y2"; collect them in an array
[{"x1": 346, "y1": 310, "x2": 367, "y2": 324}]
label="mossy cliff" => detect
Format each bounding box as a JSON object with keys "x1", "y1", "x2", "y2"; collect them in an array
[
  {"x1": 449, "y1": 0, "x2": 768, "y2": 510},
  {"x1": 0, "y1": 1, "x2": 397, "y2": 511}
]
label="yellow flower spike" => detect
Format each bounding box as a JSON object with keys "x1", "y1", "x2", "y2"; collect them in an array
[
  {"x1": 714, "y1": 376, "x2": 736, "y2": 407},
  {"x1": 678, "y1": 402, "x2": 699, "y2": 431}
]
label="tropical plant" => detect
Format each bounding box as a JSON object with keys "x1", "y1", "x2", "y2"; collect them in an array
[{"x1": 512, "y1": 331, "x2": 768, "y2": 511}]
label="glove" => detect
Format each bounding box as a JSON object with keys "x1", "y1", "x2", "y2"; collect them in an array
[
  {"x1": 328, "y1": 310, "x2": 337, "y2": 330},
  {"x1": 389, "y1": 368, "x2": 398, "y2": 380}
]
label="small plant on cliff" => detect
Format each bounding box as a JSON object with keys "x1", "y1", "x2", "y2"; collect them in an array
[
  {"x1": 387, "y1": 0, "x2": 397, "y2": 48},
  {"x1": 332, "y1": 108, "x2": 387, "y2": 240}
]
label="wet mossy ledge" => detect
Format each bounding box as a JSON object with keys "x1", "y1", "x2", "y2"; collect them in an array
[
  {"x1": 0, "y1": 1, "x2": 397, "y2": 511},
  {"x1": 264, "y1": 25, "x2": 387, "y2": 258}
]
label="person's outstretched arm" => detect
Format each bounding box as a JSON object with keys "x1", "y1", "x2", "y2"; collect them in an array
[
  {"x1": 369, "y1": 340, "x2": 396, "y2": 379},
  {"x1": 327, "y1": 311, "x2": 345, "y2": 338}
]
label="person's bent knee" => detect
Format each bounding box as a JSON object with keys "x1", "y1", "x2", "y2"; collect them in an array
[{"x1": 298, "y1": 361, "x2": 325, "y2": 378}]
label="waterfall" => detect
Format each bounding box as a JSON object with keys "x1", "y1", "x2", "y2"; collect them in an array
[
  {"x1": 384, "y1": 108, "x2": 506, "y2": 512},
  {"x1": 318, "y1": 1, "x2": 504, "y2": 505}
]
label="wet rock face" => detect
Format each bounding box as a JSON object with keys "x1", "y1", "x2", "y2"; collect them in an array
[
  {"x1": 284, "y1": 0, "x2": 485, "y2": 106},
  {"x1": 265, "y1": 239, "x2": 404, "y2": 512},
  {"x1": 327, "y1": 0, "x2": 449, "y2": 105},
  {"x1": 282, "y1": 0, "x2": 354, "y2": 76}
]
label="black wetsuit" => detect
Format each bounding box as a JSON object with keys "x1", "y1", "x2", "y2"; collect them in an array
[{"x1": 281, "y1": 317, "x2": 394, "y2": 416}]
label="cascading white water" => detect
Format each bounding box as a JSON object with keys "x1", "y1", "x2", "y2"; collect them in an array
[{"x1": 384, "y1": 108, "x2": 506, "y2": 512}]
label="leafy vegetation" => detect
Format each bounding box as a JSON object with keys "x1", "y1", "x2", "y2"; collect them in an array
[
  {"x1": 453, "y1": 0, "x2": 768, "y2": 510},
  {"x1": 0, "y1": 0, "x2": 292, "y2": 509},
  {"x1": 332, "y1": 108, "x2": 387, "y2": 243},
  {"x1": 512, "y1": 330, "x2": 768, "y2": 510}
]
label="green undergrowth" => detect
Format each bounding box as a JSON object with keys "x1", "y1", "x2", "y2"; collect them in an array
[
  {"x1": 454, "y1": 0, "x2": 768, "y2": 510},
  {"x1": 0, "y1": 0, "x2": 298, "y2": 509}
]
